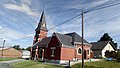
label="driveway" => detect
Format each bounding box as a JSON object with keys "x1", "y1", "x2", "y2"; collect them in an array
[{"x1": 0, "y1": 59, "x2": 24, "y2": 68}]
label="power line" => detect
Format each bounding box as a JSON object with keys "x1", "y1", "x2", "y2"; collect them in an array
[
  {"x1": 48, "y1": 13, "x2": 81, "y2": 30},
  {"x1": 0, "y1": 8, "x2": 35, "y2": 31},
  {"x1": 48, "y1": 2, "x2": 120, "y2": 31},
  {"x1": 84, "y1": 2, "x2": 120, "y2": 13},
  {"x1": 11, "y1": 36, "x2": 33, "y2": 41},
  {"x1": 1, "y1": 2, "x2": 120, "y2": 43}
]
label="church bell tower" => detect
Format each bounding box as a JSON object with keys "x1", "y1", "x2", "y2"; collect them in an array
[{"x1": 33, "y1": 11, "x2": 48, "y2": 44}]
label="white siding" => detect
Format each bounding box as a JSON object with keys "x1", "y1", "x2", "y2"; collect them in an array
[{"x1": 102, "y1": 43, "x2": 115, "y2": 58}]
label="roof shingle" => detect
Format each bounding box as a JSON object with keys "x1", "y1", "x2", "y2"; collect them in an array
[{"x1": 91, "y1": 41, "x2": 109, "y2": 51}]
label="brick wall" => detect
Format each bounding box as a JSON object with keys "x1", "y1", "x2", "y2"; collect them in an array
[
  {"x1": 61, "y1": 47, "x2": 75, "y2": 60},
  {"x1": 45, "y1": 36, "x2": 61, "y2": 60},
  {"x1": 39, "y1": 30, "x2": 47, "y2": 39},
  {"x1": 76, "y1": 44, "x2": 91, "y2": 59}
]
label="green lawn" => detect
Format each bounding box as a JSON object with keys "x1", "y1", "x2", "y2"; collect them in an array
[
  {"x1": 10, "y1": 60, "x2": 65, "y2": 68},
  {"x1": 10, "y1": 60, "x2": 120, "y2": 68},
  {"x1": 71, "y1": 60, "x2": 120, "y2": 68},
  {"x1": 0, "y1": 58, "x2": 18, "y2": 62}
]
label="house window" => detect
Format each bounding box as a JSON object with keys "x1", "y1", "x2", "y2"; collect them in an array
[
  {"x1": 78, "y1": 48, "x2": 82, "y2": 55},
  {"x1": 51, "y1": 47, "x2": 56, "y2": 57},
  {"x1": 87, "y1": 50, "x2": 90, "y2": 55}
]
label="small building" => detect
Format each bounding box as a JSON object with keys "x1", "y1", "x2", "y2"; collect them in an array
[
  {"x1": 31, "y1": 11, "x2": 92, "y2": 63},
  {"x1": 45, "y1": 32, "x2": 91, "y2": 63},
  {"x1": 22, "y1": 50, "x2": 30, "y2": 59},
  {"x1": 91, "y1": 41, "x2": 117, "y2": 58},
  {"x1": 0, "y1": 47, "x2": 22, "y2": 58}
]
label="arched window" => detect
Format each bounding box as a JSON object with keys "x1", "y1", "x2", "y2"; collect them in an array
[
  {"x1": 87, "y1": 50, "x2": 90, "y2": 55},
  {"x1": 78, "y1": 48, "x2": 82, "y2": 55}
]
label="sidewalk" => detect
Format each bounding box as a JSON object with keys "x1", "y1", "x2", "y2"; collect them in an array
[
  {"x1": 0, "y1": 59, "x2": 24, "y2": 64},
  {"x1": 70, "y1": 59, "x2": 101, "y2": 66},
  {"x1": 61, "y1": 59, "x2": 101, "y2": 66},
  {"x1": 0, "y1": 59, "x2": 24, "y2": 68}
]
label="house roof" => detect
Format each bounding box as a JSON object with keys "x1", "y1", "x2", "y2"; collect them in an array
[
  {"x1": 55, "y1": 33, "x2": 74, "y2": 48},
  {"x1": 33, "y1": 32, "x2": 90, "y2": 49},
  {"x1": 54, "y1": 32, "x2": 90, "y2": 48},
  {"x1": 32, "y1": 37, "x2": 51, "y2": 49},
  {"x1": 0, "y1": 47, "x2": 22, "y2": 53},
  {"x1": 0, "y1": 47, "x2": 10, "y2": 50},
  {"x1": 35, "y1": 11, "x2": 48, "y2": 31},
  {"x1": 91, "y1": 41, "x2": 112, "y2": 51},
  {"x1": 65, "y1": 32, "x2": 89, "y2": 44}
]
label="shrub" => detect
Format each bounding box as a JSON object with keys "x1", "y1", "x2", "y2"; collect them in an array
[
  {"x1": 115, "y1": 51, "x2": 120, "y2": 62},
  {"x1": 105, "y1": 51, "x2": 116, "y2": 58}
]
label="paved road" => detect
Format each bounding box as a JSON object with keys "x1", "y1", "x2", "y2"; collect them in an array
[
  {"x1": 0, "y1": 59, "x2": 24, "y2": 68},
  {"x1": 0, "y1": 63, "x2": 12, "y2": 68}
]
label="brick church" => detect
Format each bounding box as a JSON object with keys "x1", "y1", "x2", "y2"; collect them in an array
[{"x1": 31, "y1": 11, "x2": 92, "y2": 63}]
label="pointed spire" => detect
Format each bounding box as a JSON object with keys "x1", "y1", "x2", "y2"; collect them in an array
[{"x1": 35, "y1": 11, "x2": 48, "y2": 32}]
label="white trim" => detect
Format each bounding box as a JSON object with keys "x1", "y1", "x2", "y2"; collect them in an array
[
  {"x1": 50, "y1": 55, "x2": 55, "y2": 57},
  {"x1": 59, "y1": 60, "x2": 69, "y2": 64},
  {"x1": 87, "y1": 49, "x2": 90, "y2": 56},
  {"x1": 38, "y1": 38, "x2": 41, "y2": 41},
  {"x1": 46, "y1": 37, "x2": 52, "y2": 48},
  {"x1": 102, "y1": 41, "x2": 109, "y2": 50},
  {"x1": 50, "y1": 47, "x2": 56, "y2": 57},
  {"x1": 46, "y1": 32, "x2": 62, "y2": 48},
  {"x1": 51, "y1": 47, "x2": 56, "y2": 49},
  {"x1": 74, "y1": 42, "x2": 90, "y2": 45},
  {"x1": 45, "y1": 59, "x2": 69, "y2": 64},
  {"x1": 77, "y1": 47, "x2": 82, "y2": 55},
  {"x1": 33, "y1": 41, "x2": 39, "y2": 46},
  {"x1": 55, "y1": 33, "x2": 63, "y2": 46}
]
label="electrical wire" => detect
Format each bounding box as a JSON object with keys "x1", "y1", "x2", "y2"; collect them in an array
[
  {"x1": 48, "y1": 13, "x2": 81, "y2": 30},
  {"x1": 84, "y1": 2, "x2": 120, "y2": 13},
  {"x1": 1, "y1": 1, "x2": 120, "y2": 43},
  {"x1": 48, "y1": 2, "x2": 120, "y2": 31}
]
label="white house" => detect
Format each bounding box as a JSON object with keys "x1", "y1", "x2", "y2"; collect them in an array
[{"x1": 91, "y1": 41, "x2": 117, "y2": 58}]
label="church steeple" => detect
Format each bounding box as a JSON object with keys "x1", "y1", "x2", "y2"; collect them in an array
[
  {"x1": 35, "y1": 11, "x2": 48, "y2": 32},
  {"x1": 33, "y1": 11, "x2": 48, "y2": 44}
]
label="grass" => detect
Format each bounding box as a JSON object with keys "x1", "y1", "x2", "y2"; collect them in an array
[
  {"x1": 71, "y1": 60, "x2": 120, "y2": 68},
  {"x1": 10, "y1": 60, "x2": 65, "y2": 68},
  {"x1": 11, "y1": 60, "x2": 120, "y2": 68},
  {"x1": 0, "y1": 58, "x2": 18, "y2": 62}
]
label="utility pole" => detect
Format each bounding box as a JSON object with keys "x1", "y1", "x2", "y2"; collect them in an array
[
  {"x1": 1, "y1": 40, "x2": 5, "y2": 58},
  {"x1": 81, "y1": 10, "x2": 84, "y2": 68}
]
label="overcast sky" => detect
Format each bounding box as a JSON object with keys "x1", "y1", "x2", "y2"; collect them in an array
[{"x1": 0, "y1": 0, "x2": 120, "y2": 48}]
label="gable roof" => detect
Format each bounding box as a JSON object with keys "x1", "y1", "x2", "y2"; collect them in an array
[
  {"x1": 32, "y1": 37, "x2": 51, "y2": 49},
  {"x1": 55, "y1": 33, "x2": 74, "y2": 48},
  {"x1": 35, "y1": 11, "x2": 48, "y2": 31},
  {"x1": 65, "y1": 32, "x2": 89, "y2": 44},
  {"x1": 0, "y1": 47, "x2": 22, "y2": 53},
  {"x1": 0, "y1": 47, "x2": 11, "y2": 50},
  {"x1": 91, "y1": 41, "x2": 111, "y2": 51},
  {"x1": 109, "y1": 42, "x2": 117, "y2": 50},
  {"x1": 32, "y1": 32, "x2": 90, "y2": 49},
  {"x1": 52, "y1": 32, "x2": 90, "y2": 48}
]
